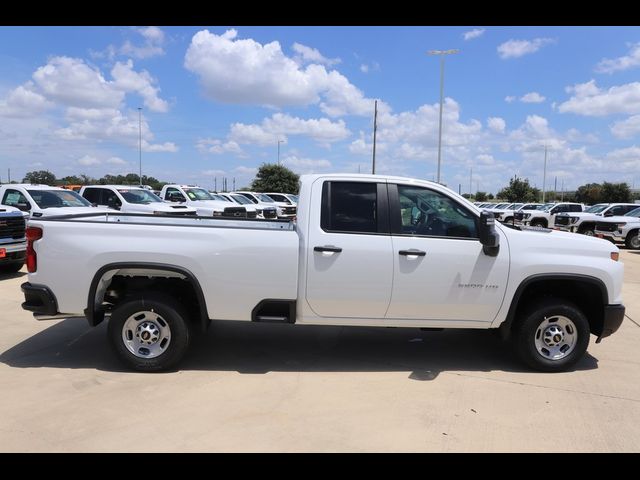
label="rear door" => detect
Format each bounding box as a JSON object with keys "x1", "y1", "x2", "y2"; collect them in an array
[{"x1": 305, "y1": 179, "x2": 393, "y2": 318}]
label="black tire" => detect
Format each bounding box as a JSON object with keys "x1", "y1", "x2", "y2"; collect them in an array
[
  {"x1": 512, "y1": 297, "x2": 590, "y2": 372},
  {"x1": 107, "y1": 293, "x2": 191, "y2": 372},
  {"x1": 530, "y1": 219, "x2": 547, "y2": 228},
  {"x1": 625, "y1": 230, "x2": 640, "y2": 250},
  {"x1": 0, "y1": 262, "x2": 24, "y2": 274},
  {"x1": 579, "y1": 224, "x2": 595, "y2": 236}
]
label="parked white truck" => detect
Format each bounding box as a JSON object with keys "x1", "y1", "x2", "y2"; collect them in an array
[
  {"x1": 0, "y1": 205, "x2": 26, "y2": 273},
  {"x1": 80, "y1": 185, "x2": 197, "y2": 216},
  {"x1": 21, "y1": 174, "x2": 625, "y2": 372},
  {"x1": 160, "y1": 185, "x2": 251, "y2": 218},
  {"x1": 594, "y1": 206, "x2": 640, "y2": 249},
  {"x1": 554, "y1": 203, "x2": 639, "y2": 236},
  {"x1": 0, "y1": 184, "x2": 110, "y2": 218},
  {"x1": 515, "y1": 202, "x2": 584, "y2": 228}
]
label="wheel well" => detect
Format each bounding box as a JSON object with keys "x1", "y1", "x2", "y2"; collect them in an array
[
  {"x1": 501, "y1": 277, "x2": 606, "y2": 339},
  {"x1": 532, "y1": 217, "x2": 548, "y2": 227},
  {"x1": 578, "y1": 221, "x2": 595, "y2": 232},
  {"x1": 85, "y1": 264, "x2": 210, "y2": 332}
]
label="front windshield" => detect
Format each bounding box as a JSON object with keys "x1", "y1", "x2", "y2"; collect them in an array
[
  {"x1": 625, "y1": 207, "x2": 640, "y2": 217},
  {"x1": 118, "y1": 189, "x2": 162, "y2": 204},
  {"x1": 541, "y1": 203, "x2": 556, "y2": 212},
  {"x1": 184, "y1": 188, "x2": 214, "y2": 201},
  {"x1": 256, "y1": 193, "x2": 275, "y2": 203},
  {"x1": 230, "y1": 194, "x2": 253, "y2": 205},
  {"x1": 495, "y1": 203, "x2": 509, "y2": 209},
  {"x1": 267, "y1": 193, "x2": 291, "y2": 204},
  {"x1": 210, "y1": 194, "x2": 230, "y2": 201},
  {"x1": 585, "y1": 204, "x2": 608, "y2": 214},
  {"x1": 28, "y1": 189, "x2": 91, "y2": 208},
  {"x1": 289, "y1": 195, "x2": 299, "y2": 203}
]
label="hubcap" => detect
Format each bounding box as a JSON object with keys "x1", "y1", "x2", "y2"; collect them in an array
[
  {"x1": 534, "y1": 315, "x2": 577, "y2": 361},
  {"x1": 631, "y1": 234, "x2": 640, "y2": 249},
  {"x1": 122, "y1": 310, "x2": 171, "y2": 359},
  {"x1": 584, "y1": 230, "x2": 594, "y2": 236}
]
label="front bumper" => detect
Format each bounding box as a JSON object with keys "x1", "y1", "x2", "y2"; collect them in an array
[
  {"x1": 595, "y1": 232, "x2": 624, "y2": 242},
  {"x1": 595, "y1": 304, "x2": 626, "y2": 343}
]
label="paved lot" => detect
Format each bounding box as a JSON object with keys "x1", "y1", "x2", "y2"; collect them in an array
[{"x1": 1, "y1": 250, "x2": 639, "y2": 452}]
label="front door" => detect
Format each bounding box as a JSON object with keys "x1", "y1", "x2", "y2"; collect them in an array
[
  {"x1": 385, "y1": 184, "x2": 509, "y2": 324},
  {"x1": 305, "y1": 180, "x2": 393, "y2": 318}
]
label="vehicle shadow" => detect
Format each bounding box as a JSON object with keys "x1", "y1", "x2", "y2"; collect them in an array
[
  {"x1": 0, "y1": 271, "x2": 26, "y2": 281},
  {"x1": 0, "y1": 318, "x2": 599, "y2": 378}
]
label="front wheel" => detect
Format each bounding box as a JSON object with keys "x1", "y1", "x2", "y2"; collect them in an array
[
  {"x1": 626, "y1": 231, "x2": 640, "y2": 250},
  {"x1": 512, "y1": 298, "x2": 590, "y2": 372},
  {"x1": 107, "y1": 294, "x2": 191, "y2": 371},
  {"x1": 530, "y1": 219, "x2": 547, "y2": 228}
]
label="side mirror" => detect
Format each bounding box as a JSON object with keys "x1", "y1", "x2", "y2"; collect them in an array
[
  {"x1": 604, "y1": 211, "x2": 614, "y2": 217},
  {"x1": 479, "y1": 211, "x2": 500, "y2": 256},
  {"x1": 16, "y1": 202, "x2": 31, "y2": 212},
  {"x1": 107, "y1": 197, "x2": 121, "y2": 210},
  {"x1": 550, "y1": 208, "x2": 558, "y2": 214}
]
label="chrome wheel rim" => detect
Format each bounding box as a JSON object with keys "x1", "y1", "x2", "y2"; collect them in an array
[
  {"x1": 122, "y1": 310, "x2": 171, "y2": 359},
  {"x1": 534, "y1": 315, "x2": 577, "y2": 361},
  {"x1": 630, "y1": 234, "x2": 640, "y2": 249},
  {"x1": 584, "y1": 230, "x2": 594, "y2": 236}
]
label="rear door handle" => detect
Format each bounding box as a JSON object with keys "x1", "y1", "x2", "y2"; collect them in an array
[
  {"x1": 399, "y1": 249, "x2": 426, "y2": 256},
  {"x1": 314, "y1": 245, "x2": 342, "y2": 253}
]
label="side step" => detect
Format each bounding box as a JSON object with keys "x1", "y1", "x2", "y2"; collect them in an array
[{"x1": 252, "y1": 299, "x2": 296, "y2": 324}]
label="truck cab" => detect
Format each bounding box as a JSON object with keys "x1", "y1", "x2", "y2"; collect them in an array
[
  {"x1": 0, "y1": 184, "x2": 110, "y2": 218},
  {"x1": 80, "y1": 185, "x2": 197, "y2": 216}
]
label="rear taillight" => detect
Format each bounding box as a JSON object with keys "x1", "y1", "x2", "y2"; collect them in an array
[{"x1": 26, "y1": 226, "x2": 43, "y2": 273}]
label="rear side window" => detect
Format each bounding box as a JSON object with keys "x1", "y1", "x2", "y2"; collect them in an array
[
  {"x1": 321, "y1": 182, "x2": 378, "y2": 234},
  {"x1": 569, "y1": 204, "x2": 582, "y2": 212},
  {"x1": 82, "y1": 188, "x2": 101, "y2": 204}
]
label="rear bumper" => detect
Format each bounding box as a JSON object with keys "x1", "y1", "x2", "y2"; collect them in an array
[
  {"x1": 596, "y1": 304, "x2": 626, "y2": 343},
  {"x1": 21, "y1": 282, "x2": 58, "y2": 316}
]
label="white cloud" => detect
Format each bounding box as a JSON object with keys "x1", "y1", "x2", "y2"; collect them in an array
[
  {"x1": 111, "y1": 60, "x2": 169, "y2": 112},
  {"x1": 234, "y1": 166, "x2": 257, "y2": 175},
  {"x1": 558, "y1": 80, "x2": 640, "y2": 116},
  {"x1": 463, "y1": 28, "x2": 485, "y2": 41},
  {"x1": 359, "y1": 62, "x2": 380, "y2": 74},
  {"x1": 596, "y1": 42, "x2": 640, "y2": 74},
  {"x1": 504, "y1": 95, "x2": 516, "y2": 103},
  {"x1": 202, "y1": 169, "x2": 226, "y2": 176},
  {"x1": 292, "y1": 42, "x2": 340, "y2": 66},
  {"x1": 197, "y1": 138, "x2": 244, "y2": 155},
  {"x1": 610, "y1": 114, "x2": 640, "y2": 139},
  {"x1": 77, "y1": 155, "x2": 100, "y2": 166},
  {"x1": 184, "y1": 29, "x2": 384, "y2": 117},
  {"x1": 0, "y1": 83, "x2": 53, "y2": 117},
  {"x1": 282, "y1": 155, "x2": 332, "y2": 173},
  {"x1": 229, "y1": 113, "x2": 351, "y2": 146},
  {"x1": 520, "y1": 92, "x2": 546, "y2": 103},
  {"x1": 94, "y1": 26, "x2": 166, "y2": 60},
  {"x1": 497, "y1": 38, "x2": 554, "y2": 59},
  {"x1": 487, "y1": 117, "x2": 506, "y2": 133},
  {"x1": 106, "y1": 156, "x2": 127, "y2": 165},
  {"x1": 360, "y1": 64, "x2": 369, "y2": 73},
  {"x1": 142, "y1": 140, "x2": 178, "y2": 152}
]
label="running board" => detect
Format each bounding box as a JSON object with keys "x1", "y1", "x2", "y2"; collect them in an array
[{"x1": 255, "y1": 315, "x2": 289, "y2": 323}]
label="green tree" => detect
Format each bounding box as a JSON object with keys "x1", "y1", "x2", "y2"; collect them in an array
[
  {"x1": 574, "y1": 183, "x2": 602, "y2": 204},
  {"x1": 475, "y1": 191, "x2": 488, "y2": 202},
  {"x1": 496, "y1": 177, "x2": 540, "y2": 202},
  {"x1": 23, "y1": 170, "x2": 56, "y2": 185},
  {"x1": 250, "y1": 163, "x2": 300, "y2": 194},
  {"x1": 487, "y1": 193, "x2": 494, "y2": 200},
  {"x1": 601, "y1": 182, "x2": 631, "y2": 203},
  {"x1": 59, "y1": 175, "x2": 82, "y2": 185}
]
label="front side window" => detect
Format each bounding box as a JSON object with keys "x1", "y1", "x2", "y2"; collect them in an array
[
  {"x1": 321, "y1": 182, "x2": 378, "y2": 234},
  {"x1": 103, "y1": 190, "x2": 122, "y2": 208},
  {"x1": 396, "y1": 185, "x2": 477, "y2": 238},
  {"x1": 2, "y1": 189, "x2": 30, "y2": 210},
  {"x1": 267, "y1": 194, "x2": 290, "y2": 204},
  {"x1": 82, "y1": 188, "x2": 101, "y2": 204},
  {"x1": 183, "y1": 188, "x2": 213, "y2": 201}
]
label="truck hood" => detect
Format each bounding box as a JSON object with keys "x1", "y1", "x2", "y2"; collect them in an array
[
  {"x1": 184, "y1": 200, "x2": 234, "y2": 210},
  {"x1": 32, "y1": 206, "x2": 113, "y2": 217},
  {"x1": 595, "y1": 215, "x2": 640, "y2": 224},
  {"x1": 504, "y1": 224, "x2": 618, "y2": 255},
  {"x1": 124, "y1": 203, "x2": 197, "y2": 214}
]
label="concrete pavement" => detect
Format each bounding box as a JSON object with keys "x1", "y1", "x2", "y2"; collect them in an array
[{"x1": 1, "y1": 250, "x2": 639, "y2": 452}]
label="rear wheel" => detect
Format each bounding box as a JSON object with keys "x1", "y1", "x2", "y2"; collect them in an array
[
  {"x1": 531, "y1": 219, "x2": 547, "y2": 228},
  {"x1": 512, "y1": 298, "x2": 590, "y2": 372},
  {"x1": 626, "y1": 231, "x2": 640, "y2": 250},
  {"x1": 107, "y1": 294, "x2": 191, "y2": 371}
]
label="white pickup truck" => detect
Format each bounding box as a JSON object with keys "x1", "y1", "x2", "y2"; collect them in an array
[
  {"x1": 0, "y1": 205, "x2": 26, "y2": 273},
  {"x1": 160, "y1": 185, "x2": 251, "y2": 218},
  {"x1": 594, "y1": 206, "x2": 640, "y2": 249},
  {"x1": 21, "y1": 174, "x2": 625, "y2": 372},
  {"x1": 79, "y1": 185, "x2": 197, "y2": 216},
  {"x1": 554, "y1": 203, "x2": 639, "y2": 236}
]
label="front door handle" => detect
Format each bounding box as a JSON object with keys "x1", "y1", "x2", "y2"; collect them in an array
[
  {"x1": 314, "y1": 245, "x2": 342, "y2": 253},
  {"x1": 399, "y1": 249, "x2": 426, "y2": 256}
]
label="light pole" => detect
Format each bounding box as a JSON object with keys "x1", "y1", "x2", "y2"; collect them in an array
[
  {"x1": 427, "y1": 49, "x2": 459, "y2": 184},
  {"x1": 277, "y1": 140, "x2": 284, "y2": 165},
  {"x1": 138, "y1": 107, "x2": 142, "y2": 186},
  {"x1": 542, "y1": 145, "x2": 548, "y2": 203}
]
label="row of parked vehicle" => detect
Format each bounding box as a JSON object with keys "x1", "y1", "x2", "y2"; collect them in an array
[
  {"x1": 474, "y1": 201, "x2": 640, "y2": 250},
  {"x1": 0, "y1": 182, "x2": 299, "y2": 273}
]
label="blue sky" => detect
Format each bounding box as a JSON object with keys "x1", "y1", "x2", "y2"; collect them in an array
[{"x1": 1, "y1": 26, "x2": 640, "y2": 193}]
